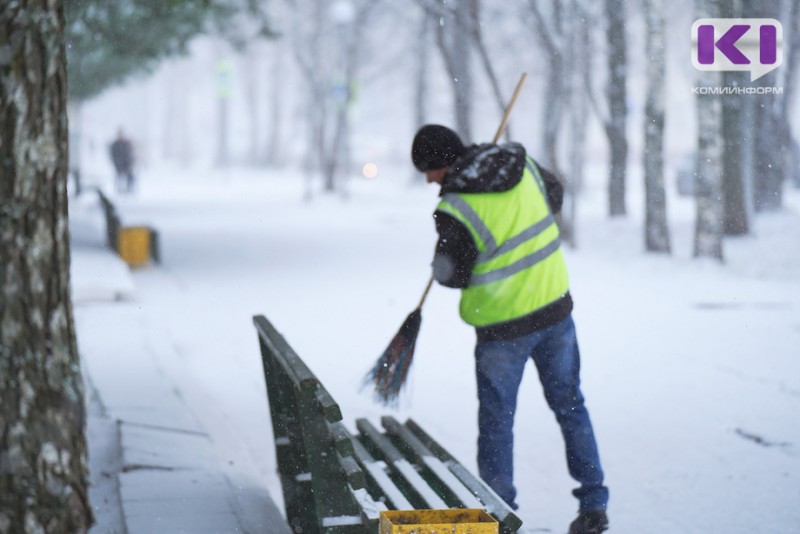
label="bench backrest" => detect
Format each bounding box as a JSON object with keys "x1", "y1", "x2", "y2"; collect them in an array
[
  {"x1": 254, "y1": 315, "x2": 379, "y2": 533},
  {"x1": 93, "y1": 187, "x2": 120, "y2": 250}
]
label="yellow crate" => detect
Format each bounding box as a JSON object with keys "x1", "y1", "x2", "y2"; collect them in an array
[
  {"x1": 379, "y1": 509, "x2": 498, "y2": 534},
  {"x1": 118, "y1": 226, "x2": 152, "y2": 267}
]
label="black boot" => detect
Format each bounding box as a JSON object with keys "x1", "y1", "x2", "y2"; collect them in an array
[{"x1": 568, "y1": 510, "x2": 609, "y2": 534}]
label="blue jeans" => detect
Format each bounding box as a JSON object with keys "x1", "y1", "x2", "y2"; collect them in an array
[{"x1": 475, "y1": 314, "x2": 608, "y2": 512}]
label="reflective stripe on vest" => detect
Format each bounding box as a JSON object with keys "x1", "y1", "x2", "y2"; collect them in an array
[
  {"x1": 440, "y1": 194, "x2": 497, "y2": 255},
  {"x1": 435, "y1": 157, "x2": 569, "y2": 327}
]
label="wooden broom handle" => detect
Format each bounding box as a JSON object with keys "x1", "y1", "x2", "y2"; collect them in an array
[
  {"x1": 417, "y1": 72, "x2": 528, "y2": 310},
  {"x1": 492, "y1": 72, "x2": 528, "y2": 144},
  {"x1": 417, "y1": 276, "x2": 435, "y2": 310}
]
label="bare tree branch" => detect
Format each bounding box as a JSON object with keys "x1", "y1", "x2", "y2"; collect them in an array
[
  {"x1": 415, "y1": 0, "x2": 451, "y2": 18},
  {"x1": 469, "y1": 0, "x2": 508, "y2": 126},
  {"x1": 433, "y1": 8, "x2": 457, "y2": 84},
  {"x1": 527, "y1": 0, "x2": 559, "y2": 58},
  {"x1": 573, "y1": 0, "x2": 609, "y2": 126}
]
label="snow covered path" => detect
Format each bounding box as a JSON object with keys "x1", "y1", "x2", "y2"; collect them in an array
[{"x1": 76, "y1": 166, "x2": 800, "y2": 533}]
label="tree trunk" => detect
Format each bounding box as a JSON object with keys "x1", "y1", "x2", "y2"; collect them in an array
[
  {"x1": 752, "y1": 89, "x2": 784, "y2": 211},
  {"x1": 784, "y1": 0, "x2": 800, "y2": 188},
  {"x1": 781, "y1": 0, "x2": 800, "y2": 187},
  {"x1": 433, "y1": 1, "x2": 473, "y2": 142},
  {"x1": 451, "y1": 5, "x2": 473, "y2": 143},
  {"x1": 163, "y1": 62, "x2": 179, "y2": 161},
  {"x1": 215, "y1": 56, "x2": 232, "y2": 167},
  {"x1": 289, "y1": 0, "x2": 327, "y2": 197},
  {"x1": 322, "y1": 0, "x2": 378, "y2": 194},
  {"x1": 694, "y1": 0, "x2": 725, "y2": 261},
  {"x1": 0, "y1": 3, "x2": 92, "y2": 532},
  {"x1": 469, "y1": 0, "x2": 511, "y2": 140},
  {"x1": 245, "y1": 47, "x2": 260, "y2": 166},
  {"x1": 528, "y1": 1, "x2": 565, "y2": 176},
  {"x1": 542, "y1": 48, "x2": 564, "y2": 175},
  {"x1": 605, "y1": 0, "x2": 628, "y2": 216},
  {"x1": 563, "y1": 0, "x2": 590, "y2": 248},
  {"x1": 718, "y1": 0, "x2": 749, "y2": 235},
  {"x1": 643, "y1": 0, "x2": 671, "y2": 253},
  {"x1": 751, "y1": 0, "x2": 784, "y2": 212},
  {"x1": 721, "y1": 71, "x2": 749, "y2": 235},
  {"x1": 412, "y1": 12, "x2": 431, "y2": 182},
  {"x1": 265, "y1": 40, "x2": 284, "y2": 167}
]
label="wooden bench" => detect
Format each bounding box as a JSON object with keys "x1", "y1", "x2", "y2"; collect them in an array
[
  {"x1": 253, "y1": 315, "x2": 523, "y2": 534},
  {"x1": 93, "y1": 187, "x2": 161, "y2": 266}
]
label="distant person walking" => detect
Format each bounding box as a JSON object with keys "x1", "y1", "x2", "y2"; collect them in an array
[{"x1": 110, "y1": 129, "x2": 135, "y2": 193}]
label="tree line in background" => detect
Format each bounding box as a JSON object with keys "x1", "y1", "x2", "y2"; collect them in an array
[
  {"x1": 694, "y1": 0, "x2": 800, "y2": 260},
  {"x1": 65, "y1": 0, "x2": 800, "y2": 262},
  {"x1": 1, "y1": 1, "x2": 799, "y2": 527}
]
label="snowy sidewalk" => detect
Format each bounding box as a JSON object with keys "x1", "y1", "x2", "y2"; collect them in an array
[{"x1": 72, "y1": 242, "x2": 288, "y2": 533}]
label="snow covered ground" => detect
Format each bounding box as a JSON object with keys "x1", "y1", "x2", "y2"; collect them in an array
[{"x1": 71, "y1": 162, "x2": 800, "y2": 533}]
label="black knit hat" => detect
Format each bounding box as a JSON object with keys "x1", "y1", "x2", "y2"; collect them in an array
[{"x1": 411, "y1": 124, "x2": 466, "y2": 171}]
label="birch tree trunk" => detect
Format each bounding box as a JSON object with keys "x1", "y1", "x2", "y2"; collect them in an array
[
  {"x1": 717, "y1": 0, "x2": 748, "y2": 234},
  {"x1": 751, "y1": 0, "x2": 784, "y2": 212},
  {"x1": 643, "y1": 0, "x2": 671, "y2": 253},
  {"x1": 0, "y1": 3, "x2": 92, "y2": 532},
  {"x1": 721, "y1": 71, "x2": 749, "y2": 235},
  {"x1": 776, "y1": 0, "x2": 800, "y2": 191},
  {"x1": 718, "y1": 0, "x2": 749, "y2": 245},
  {"x1": 605, "y1": 0, "x2": 629, "y2": 216},
  {"x1": 694, "y1": 0, "x2": 725, "y2": 261},
  {"x1": 784, "y1": 0, "x2": 800, "y2": 188}
]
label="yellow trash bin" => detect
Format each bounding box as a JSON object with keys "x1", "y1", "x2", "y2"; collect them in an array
[
  {"x1": 379, "y1": 509, "x2": 498, "y2": 534},
  {"x1": 117, "y1": 226, "x2": 152, "y2": 267}
]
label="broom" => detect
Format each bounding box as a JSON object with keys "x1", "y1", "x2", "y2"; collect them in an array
[{"x1": 364, "y1": 72, "x2": 528, "y2": 406}]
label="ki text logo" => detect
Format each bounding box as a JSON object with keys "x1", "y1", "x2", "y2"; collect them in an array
[{"x1": 692, "y1": 18, "x2": 783, "y2": 81}]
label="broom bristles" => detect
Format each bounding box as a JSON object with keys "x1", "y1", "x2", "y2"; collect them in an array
[{"x1": 363, "y1": 308, "x2": 422, "y2": 406}]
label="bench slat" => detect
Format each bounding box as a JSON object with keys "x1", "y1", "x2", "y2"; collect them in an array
[
  {"x1": 356, "y1": 418, "x2": 448, "y2": 510},
  {"x1": 351, "y1": 439, "x2": 414, "y2": 511},
  {"x1": 405, "y1": 419, "x2": 523, "y2": 532},
  {"x1": 381, "y1": 416, "x2": 483, "y2": 509},
  {"x1": 338, "y1": 453, "x2": 367, "y2": 490}
]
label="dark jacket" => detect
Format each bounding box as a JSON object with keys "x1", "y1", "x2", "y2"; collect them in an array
[
  {"x1": 110, "y1": 138, "x2": 133, "y2": 171},
  {"x1": 432, "y1": 143, "x2": 572, "y2": 341}
]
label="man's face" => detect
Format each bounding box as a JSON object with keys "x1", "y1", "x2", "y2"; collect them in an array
[{"x1": 425, "y1": 167, "x2": 448, "y2": 185}]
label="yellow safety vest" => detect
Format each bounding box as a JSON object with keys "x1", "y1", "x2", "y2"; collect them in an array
[{"x1": 435, "y1": 158, "x2": 569, "y2": 327}]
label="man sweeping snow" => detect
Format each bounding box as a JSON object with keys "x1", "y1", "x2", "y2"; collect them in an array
[{"x1": 411, "y1": 124, "x2": 609, "y2": 534}]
